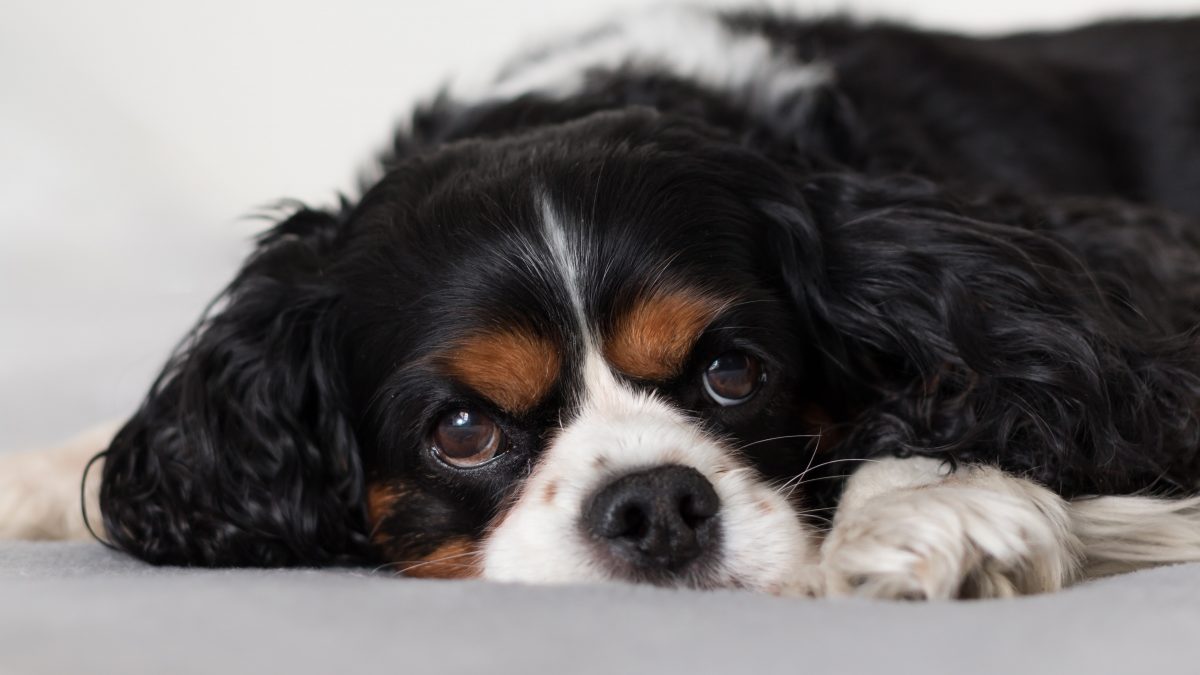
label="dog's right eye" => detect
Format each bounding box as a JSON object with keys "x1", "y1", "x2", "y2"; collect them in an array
[
  {"x1": 702, "y1": 350, "x2": 765, "y2": 406},
  {"x1": 431, "y1": 409, "x2": 504, "y2": 467}
]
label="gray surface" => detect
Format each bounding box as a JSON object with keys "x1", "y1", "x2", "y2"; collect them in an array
[{"x1": 2, "y1": 542, "x2": 1199, "y2": 675}]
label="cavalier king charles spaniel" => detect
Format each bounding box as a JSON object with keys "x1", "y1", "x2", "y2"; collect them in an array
[{"x1": 5, "y1": 7, "x2": 1200, "y2": 600}]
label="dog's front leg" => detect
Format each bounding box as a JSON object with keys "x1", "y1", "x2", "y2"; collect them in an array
[{"x1": 819, "y1": 456, "x2": 1083, "y2": 599}]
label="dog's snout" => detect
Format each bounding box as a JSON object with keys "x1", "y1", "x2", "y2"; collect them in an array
[{"x1": 584, "y1": 465, "x2": 720, "y2": 572}]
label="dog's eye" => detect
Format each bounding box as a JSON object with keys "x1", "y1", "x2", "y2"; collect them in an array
[
  {"x1": 702, "y1": 351, "x2": 765, "y2": 406},
  {"x1": 432, "y1": 409, "x2": 504, "y2": 467}
]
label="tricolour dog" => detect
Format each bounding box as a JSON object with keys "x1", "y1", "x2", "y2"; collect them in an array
[{"x1": 4, "y1": 7, "x2": 1200, "y2": 599}]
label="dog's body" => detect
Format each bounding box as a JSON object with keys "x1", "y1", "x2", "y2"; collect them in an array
[{"x1": 4, "y1": 8, "x2": 1200, "y2": 599}]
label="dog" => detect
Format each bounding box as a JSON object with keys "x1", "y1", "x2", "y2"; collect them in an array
[{"x1": 4, "y1": 6, "x2": 1200, "y2": 600}]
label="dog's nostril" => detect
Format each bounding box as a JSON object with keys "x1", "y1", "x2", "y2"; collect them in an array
[
  {"x1": 679, "y1": 493, "x2": 716, "y2": 528},
  {"x1": 584, "y1": 464, "x2": 720, "y2": 573},
  {"x1": 614, "y1": 503, "x2": 649, "y2": 539}
]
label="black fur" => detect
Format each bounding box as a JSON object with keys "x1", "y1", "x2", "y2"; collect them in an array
[
  {"x1": 101, "y1": 206, "x2": 372, "y2": 565},
  {"x1": 101, "y1": 12, "x2": 1200, "y2": 568}
]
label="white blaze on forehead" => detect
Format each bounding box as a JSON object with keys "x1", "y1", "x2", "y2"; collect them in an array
[
  {"x1": 451, "y1": 6, "x2": 833, "y2": 107},
  {"x1": 484, "y1": 194, "x2": 819, "y2": 591},
  {"x1": 539, "y1": 194, "x2": 590, "y2": 335}
]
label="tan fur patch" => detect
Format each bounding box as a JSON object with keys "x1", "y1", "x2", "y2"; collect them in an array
[
  {"x1": 367, "y1": 482, "x2": 481, "y2": 579},
  {"x1": 402, "y1": 537, "x2": 480, "y2": 580},
  {"x1": 604, "y1": 289, "x2": 729, "y2": 381},
  {"x1": 441, "y1": 329, "x2": 560, "y2": 414},
  {"x1": 367, "y1": 482, "x2": 404, "y2": 531}
]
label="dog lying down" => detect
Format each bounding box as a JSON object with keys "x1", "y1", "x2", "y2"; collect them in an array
[{"x1": 3, "y1": 7, "x2": 1200, "y2": 600}]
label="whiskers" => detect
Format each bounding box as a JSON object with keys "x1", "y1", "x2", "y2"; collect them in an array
[
  {"x1": 729, "y1": 427, "x2": 870, "y2": 526},
  {"x1": 735, "y1": 432, "x2": 823, "y2": 453},
  {"x1": 372, "y1": 548, "x2": 484, "y2": 577},
  {"x1": 738, "y1": 428, "x2": 880, "y2": 500},
  {"x1": 775, "y1": 457, "x2": 882, "y2": 500},
  {"x1": 790, "y1": 504, "x2": 842, "y2": 529}
]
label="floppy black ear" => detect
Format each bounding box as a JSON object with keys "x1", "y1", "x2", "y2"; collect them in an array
[
  {"x1": 100, "y1": 205, "x2": 372, "y2": 566},
  {"x1": 764, "y1": 173, "x2": 1200, "y2": 496}
]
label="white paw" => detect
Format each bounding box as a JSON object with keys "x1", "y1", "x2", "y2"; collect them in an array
[
  {"x1": 821, "y1": 470, "x2": 1081, "y2": 600},
  {"x1": 0, "y1": 422, "x2": 116, "y2": 540}
]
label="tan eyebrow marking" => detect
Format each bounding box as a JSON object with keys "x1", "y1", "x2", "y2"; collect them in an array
[
  {"x1": 603, "y1": 288, "x2": 730, "y2": 381},
  {"x1": 439, "y1": 329, "x2": 561, "y2": 414}
]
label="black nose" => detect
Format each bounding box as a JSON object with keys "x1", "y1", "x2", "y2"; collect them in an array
[{"x1": 584, "y1": 465, "x2": 720, "y2": 573}]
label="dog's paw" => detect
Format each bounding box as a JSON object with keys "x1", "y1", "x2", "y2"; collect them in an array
[
  {"x1": 0, "y1": 423, "x2": 115, "y2": 540},
  {"x1": 821, "y1": 473, "x2": 1081, "y2": 600}
]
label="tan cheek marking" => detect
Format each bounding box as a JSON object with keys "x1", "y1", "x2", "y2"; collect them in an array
[
  {"x1": 402, "y1": 537, "x2": 481, "y2": 580},
  {"x1": 367, "y1": 483, "x2": 403, "y2": 539},
  {"x1": 368, "y1": 482, "x2": 482, "y2": 579},
  {"x1": 604, "y1": 289, "x2": 729, "y2": 381},
  {"x1": 441, "y1": 329, "x2": 560, "y2": 414}
]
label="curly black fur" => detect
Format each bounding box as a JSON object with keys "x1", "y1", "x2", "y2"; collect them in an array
[
  {"x1": 100, "y1": 12, "x2": 1200, "y2": 567},
  {"x1": 779, "y1": 176, "x2": 1200, "y2": 503},
  {"x1": 101, "y1": 207, "x2": 372, "y2": 565}
]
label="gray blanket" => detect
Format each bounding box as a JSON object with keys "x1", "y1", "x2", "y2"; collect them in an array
[{"x1": 2, "y1": 541, "x2": 1198, "y2": 674}]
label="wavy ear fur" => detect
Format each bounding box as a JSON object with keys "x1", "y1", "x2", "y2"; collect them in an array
[
  {"x1": 767, "y1": 173, "x2": 1200, "y2": 498},
  {"x1": 100, "y1": 206, "x2": 372, "y2": 566}
]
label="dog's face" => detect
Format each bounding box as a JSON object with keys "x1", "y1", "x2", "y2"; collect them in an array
[
  {"x1": 338, "y1": 110, "x2": 826, "y2": 590},
  {"x1": 100, "y1": 108, "x2": 839, "y2": 592}
]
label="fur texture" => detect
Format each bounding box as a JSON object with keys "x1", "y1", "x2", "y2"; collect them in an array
[{"x1": 19, "y1": 8, "x2": 1200, "y2": 597}]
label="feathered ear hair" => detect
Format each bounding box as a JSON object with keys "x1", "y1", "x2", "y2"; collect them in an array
[
  {"x1": 763, "y1": 172, "x2": 1200, "y2": 497},
  {"x1": 100, "y1": 204, "x2": 372, "y2": 566}
]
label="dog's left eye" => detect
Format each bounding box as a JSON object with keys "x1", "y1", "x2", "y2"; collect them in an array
[
  {"x1": 431, "y1": 409, "x2": 505, "y2": 467},
  {"x1": 702, "y1": 351, "x2": 765, "y2": 406}
]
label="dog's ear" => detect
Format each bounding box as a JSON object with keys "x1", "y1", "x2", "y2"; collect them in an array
[
  {"x1": 762, "y1": 173, "x2": 1200, "y2": 494},
  {"x1": 100, "y1": 205, "x2": 372, "y2": 566}
]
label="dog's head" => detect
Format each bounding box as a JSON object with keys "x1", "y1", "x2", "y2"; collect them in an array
[{"x1": 100, "y1": 107, "x2": 859, "y2": 592}]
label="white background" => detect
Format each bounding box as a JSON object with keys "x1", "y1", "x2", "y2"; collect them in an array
[{"x1": 3, "y1": 0, "x2": 1198, "y2": 449}]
